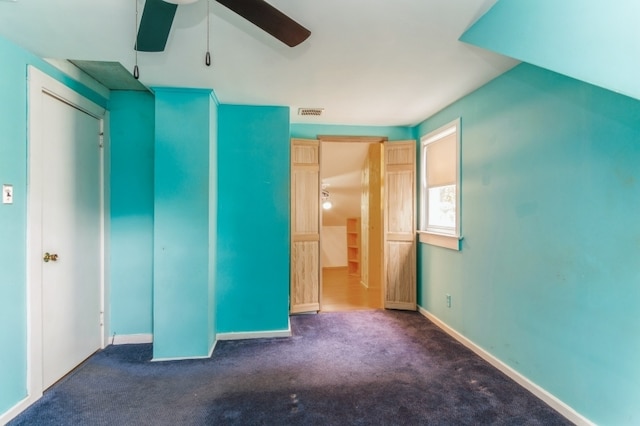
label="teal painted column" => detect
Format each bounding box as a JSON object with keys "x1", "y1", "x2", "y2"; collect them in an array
[{"x1": 153, "y1": 88, "x2": 217, "y2": 360}]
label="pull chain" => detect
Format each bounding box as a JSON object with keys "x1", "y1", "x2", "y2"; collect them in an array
[
  {"x1": 133, "y1": 0, "x2": 140, "y2": 79},
  {"x1": 205, "y1": 0, "x2": 211, "y2": 66}
]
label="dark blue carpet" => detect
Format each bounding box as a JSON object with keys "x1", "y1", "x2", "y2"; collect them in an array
[{"x1": 10, "y1": 310, "x2": 573, "y2": 425}]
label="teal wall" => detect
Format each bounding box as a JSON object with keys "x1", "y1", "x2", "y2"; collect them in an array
[
  {"x1": 460, "y1": 0, "x2": 640, "y2": 102},
  {"x1": 153, "y1": 88, "x2": 217, "y2": 359},
  {"x1": 415, "y1": 63, "x2": 640, "y2": 425},
  {"x1": 0, "y1": 33, "x2": 30, "y2": 416},
  {"x1": 216, "y1": 105, "x2": 290, "y2": 333},
  {"x1": 0, "y1": 35, "x2": 108, "y2": 415},
  {"x1": 291, "y1": 123, "x2": 412, "y2": 140},
  {"x1": 109, "y1": 91, "x2": 155, "y2": 336}
]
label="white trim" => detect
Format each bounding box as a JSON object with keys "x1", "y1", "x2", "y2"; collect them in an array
[
  {"x1": 152, "y1": 354, "x2": 212, "y2": 362},
  {"x1": 111, "y1": 333, "x2": 154, "y2": 345},
  {"x1": 151, "y1": 340, "x2": 218, "y2": 362},
  {"x1": 217, "y1": 329, "x2": 292, "y2": 340},
  {"x1": 417, "y1": 307, "x2": 595, "y2": 426},
  {"x1": 419, "y1": 118, "x2": 461, "y2": 244},
  {"x1": 0, "y1": 396, "x2": 38, "y2": 425},
  {"x1": 422, "y1": 125, "x2": 457, "y2": 144},
  {"x1": 99, "y1": 117, "x2": 106, "y2": 350},
  {"x1": 217, "y1": 320, "x2": 292, "y2": 341},
  {"x1": 417, "y1": 231, "x2": 462, "y2": 250},
  {"x1": 101, "y1": 111, "x2": 111, "y2": 347},
  {"x1": 26, "y1": 66, "x2": 107, "y2": 412}
]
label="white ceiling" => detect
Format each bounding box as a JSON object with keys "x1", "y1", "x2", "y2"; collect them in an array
[{"x1": 0, "y1": 0, "x2": 517, "y2": 126}]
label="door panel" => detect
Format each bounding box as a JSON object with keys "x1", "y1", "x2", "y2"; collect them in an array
[
  {"x1": 41, "y1": 93, "x2": 102, "y2": 388},
  {"x1": 290, "y1": 139, "x2": 320, "y2": 313},
  {"x1": 360, "y1": 157, "x2": 370, "y2": 287},
  {"x1": 385, "y1": 241, "x2": 417, "y2": 307},
  {"x1": 291, "y1": 240, "x2": 320, "y2": 312},
  {"x1": 383, "y1": 141, "x2": 417, "y2": 310},
  {"x1": 386, "y1": 170, "x2": 414, "y2": 235},
  {"x1": 293, "y1": 170, "x2": 319, "y2": 234}
]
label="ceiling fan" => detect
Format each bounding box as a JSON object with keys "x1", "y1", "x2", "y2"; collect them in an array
[{"x1": 135, "y1": 0, "x2": 311, "y2": 52}]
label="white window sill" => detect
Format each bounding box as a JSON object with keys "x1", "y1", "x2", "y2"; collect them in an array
[{"x1": 417, "y1": 231, "x2": 462, "y2": 251}]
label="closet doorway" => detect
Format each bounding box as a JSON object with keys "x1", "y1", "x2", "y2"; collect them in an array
[
  {"x1": 290, "y1": 136, "x2": 416, "y2": 314},
  {"x1": 320, "y1": 139, "x2": 383, "y2": 312}
]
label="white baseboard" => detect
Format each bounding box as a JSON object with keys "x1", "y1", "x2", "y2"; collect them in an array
[
  {"x1": 2, "y1": 333, "x2": 153, "y2": 423},
  {"x1": 151, "y1": 339, "x2": 217, "y2": 362},
  {"x1": 0, "y1": 394, "x2": 39, "y2": 425},
  {"x1": 417, "y1": 306, "x2": 594, "y2": 426},
  {"x1": 216, "y1": 320, "x2": 292, "y2": 341},
  {"x1": 110, "y1": 333, "x2": 153, "y2": 345}
]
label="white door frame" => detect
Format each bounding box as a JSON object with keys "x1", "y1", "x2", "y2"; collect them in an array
[{"x1": 25, "y1": 66, "x2": 108, "y2": 405}]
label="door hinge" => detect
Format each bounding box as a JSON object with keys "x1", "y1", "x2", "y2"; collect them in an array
[{"x1": 99, "y1": 132, "x2": 104, "y2": 148}]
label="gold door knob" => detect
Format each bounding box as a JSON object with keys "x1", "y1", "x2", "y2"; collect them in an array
[{"x1": 43, "y1": 252, "x2": 59, "y2": 262}]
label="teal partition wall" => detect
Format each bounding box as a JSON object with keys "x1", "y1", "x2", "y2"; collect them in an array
[
  {"x1": 415, "y1": 63, "x2": 640, "y2": 425},
  {"x1": 109, "y1": 91, "x2": 155, "y2": 337},
  {"x1": 0, "y1": 35, "x2": 108, "y2": 416},
  {"x1": 153, "y1": 88, "x2": 217, "y2": 359},
  {"x1": 216, "y1": 105, "x2": 290, "y2": 334}
]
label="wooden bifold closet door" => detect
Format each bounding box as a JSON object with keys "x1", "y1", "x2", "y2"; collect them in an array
[
  {"x1": 289, "y1": 138, "x2": 417, "y2": 314},
  {"x1": 383, "y1": 141, "x2": 417, "y2": 310},
  {"x1": 290, "y1": 139, "x2": 320, "y2": 313}
]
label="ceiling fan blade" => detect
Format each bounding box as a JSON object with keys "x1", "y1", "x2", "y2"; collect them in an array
[
  {"x1": 215, "y1": 0, "x2": 311, "y2": 47},
  {"x1": 136, "y1": 0, "x2": 178, "y2": 52}
]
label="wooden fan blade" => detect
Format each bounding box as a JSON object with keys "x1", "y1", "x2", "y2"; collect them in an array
[
  {"x1": 215, "y1": 0, "x2": 311, "y2": 47},
  {"x1": 136, "y1": 0, "x2": 178, "y2": 52}
]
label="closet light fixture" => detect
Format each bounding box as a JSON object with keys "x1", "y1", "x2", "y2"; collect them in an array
[{"x1": 322, "y1": 188, "x2": 332, "y2": 210}]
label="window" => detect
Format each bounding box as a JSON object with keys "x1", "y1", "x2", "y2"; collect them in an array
[{"x1": 419, "y1": 118, "x2": 461, "y2": 250}]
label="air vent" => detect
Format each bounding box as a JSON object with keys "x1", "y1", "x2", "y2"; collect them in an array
[{"x1": 298, "y1": 108, "x2": 324, "y2": 116}]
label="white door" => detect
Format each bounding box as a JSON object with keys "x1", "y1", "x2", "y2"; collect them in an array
[
  {"x1": 383, "y1": 141, "x2": 417, "y2": 310},
  {"x1": 28, "y1": 67, "x2": 104, "y2": 391}
]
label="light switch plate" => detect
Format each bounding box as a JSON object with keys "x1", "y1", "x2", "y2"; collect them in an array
[{"x1": 3, "y1": 184, "x2": 13, "y2": 204}]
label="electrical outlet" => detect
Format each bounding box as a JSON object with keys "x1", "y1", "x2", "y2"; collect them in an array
[{"x1": 446, "y1": 294, "x2": 452, "y2": 308}]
